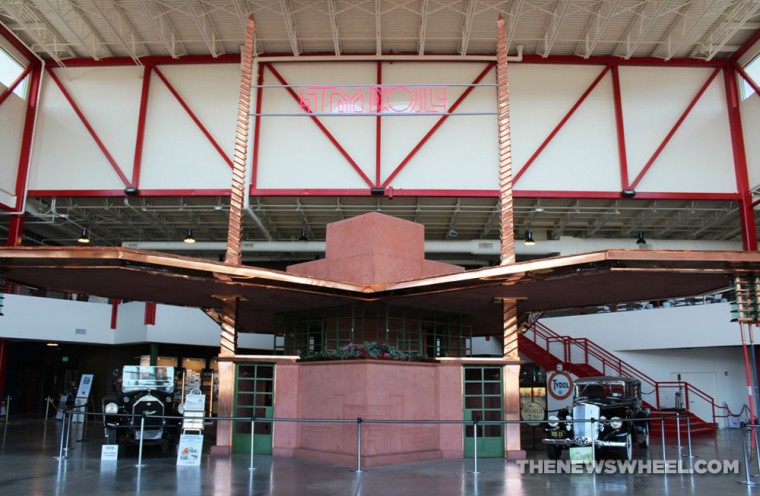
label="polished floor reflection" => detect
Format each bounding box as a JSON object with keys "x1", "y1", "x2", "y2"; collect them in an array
[{"x1": 0, "y1": 417, "x2": 756, "y2": 495}]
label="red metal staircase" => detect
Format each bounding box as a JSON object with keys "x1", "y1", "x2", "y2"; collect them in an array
[{"x1": 519, "y1": 320, "x2": 719, "y2": 437}]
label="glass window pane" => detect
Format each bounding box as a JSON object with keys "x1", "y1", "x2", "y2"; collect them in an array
[
  {"x1": 465, "y1": 368, "x2": 482, "y2": 381},
  {"x1": 465, "y1": 383, "x2": 482, "y2": 395},
  {"x1": 0, "y1": 47, "x2": 25, "y2": 98},
  {"x1": 483, "y1": 368, "x2": 501, "y2": 381}
]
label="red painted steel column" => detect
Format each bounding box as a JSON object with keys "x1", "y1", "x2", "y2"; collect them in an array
[
  {"x1": 13, "y1": 63, "x2": 42, "y2": 212},
  {"x1": 375, "y1": 61, "x2": 382, "y2": 187},
  {"x1": 110, "y1": 299, "x2": 121, "y2": 329},
  {"x1": 6, "y1": 216, "x2": 23, "y2": 246},
  {"x1": 0, "y1": 340, "x2": 7, "y2": 403},
  {"x1": 131, "y1": 65, "x2": 153, "y2": 189},
  {"x1": 723, "y1": 66, "x2": 758, "y2": 250},
  {"x1": 611, "y1": 63, "x2": 630, "y2": 190}
]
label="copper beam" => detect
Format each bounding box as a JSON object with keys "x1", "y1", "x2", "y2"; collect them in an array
[{"x1": 496, "y1": 15, "x2": 515, "y2": 266}]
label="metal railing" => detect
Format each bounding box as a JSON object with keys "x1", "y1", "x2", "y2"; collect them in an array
[
  {"x1": 50, "y1": 406, "x2": 698, "y2": 474},
  {"x1": 522, "y1": 321, "x2": 726, "y2": 426}
]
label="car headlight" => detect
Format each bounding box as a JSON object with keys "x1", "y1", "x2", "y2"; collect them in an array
[
  {"x1": 177, "y1": 403, "x2": 185, "y2": 415},
  {"x1": 598, "y1": 416, "x2": 607, "y2": 431},
  {"x1": 105, "y1": 402, "x2": 118, "y2": 414},
  {"x1": 610, "y1": 417, "x2": 623, "y2": 429},
  {"x1": 547, "y1": 415, "x2": 559, "y2": 428},
  {"x1": 565, "y1": 416, "x2": 573, "y2": 431}
]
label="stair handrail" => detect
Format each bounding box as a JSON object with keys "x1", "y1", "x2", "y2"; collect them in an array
[
  {"x1": 532, "y1": 321, "x2": 659, "y2": 388},
  {"x1": 528, "y1": 320, "x2": 722, "y2": 426},
  {"x1": 656, "y1": 381, "x2": 727, "y2": 422}
]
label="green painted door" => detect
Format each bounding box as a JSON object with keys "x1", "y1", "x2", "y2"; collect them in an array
[
  {"x1": 463, "y1": 366, "x2": 504, "y2": 458},
  {"x1": 232, "y1": 363, "x2": 274, "y2": 455}
]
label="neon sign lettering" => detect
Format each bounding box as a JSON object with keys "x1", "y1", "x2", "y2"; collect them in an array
[{"x1": 298, "y1": 85, "x2": 447, "y2": 114}]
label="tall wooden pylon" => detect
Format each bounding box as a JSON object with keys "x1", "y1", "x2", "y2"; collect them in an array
[{"x1": 216, "y1": 14, "x2": 256, "y2": 452}]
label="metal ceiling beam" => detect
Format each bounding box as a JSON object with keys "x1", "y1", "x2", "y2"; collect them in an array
[
  {"x1": 614, "y1": 0, "x2": 670, "y2": 60},
  {"x1": 40, "y1": 0, "x2": 112, "y2": 60},
  {"x1": 185, "y1": 0, "x2": 224, "y2": 57},
  {"x1": 623, "y1": 201, "x2": 660, "y2": 236},
  {"x1": 656, "y1": 202, "x2": 699, "y2": 237},
  {"x1": 137, "y1": 0, "x2": 186, "y2": 59},
  {"x1": 552, "y1": 200, "x2": 580, "y2": 239},
  {"x1": 90, "y1": 0, "x2": 145, "y2": 65},
  {"x1": 506, "y1": 0, "x2": 525, "y2": 52},
  {"x1": 586, "y1": 201, "x2": 621, "y2": 237},
  {"x1": 650, "y1": 0, "x2": 720, "y2": 60},
  {"x1": 279, "y1": 0, "x2": 301, "y2": 56},
  {"x1": 326, "y1": 0, "x2": 341, "y2": 55},
  {"x1": 417, "y1": 0, "x2": 429, "y2": 55},
  {"x1": 689, "y1": 206, "x2": 738, "y2": 239},
  {"x1": 576, "y1": 0, "x2": 621, "y2": 59},
  {"x1": 694, "y1": 0, "x2": 760, "y2": 61},
  {"x1": 231, "y1": 0, "x2": 263, "y2": 54},
  {"x1": 458, "y1": 0, "x2": 476, "y2": 56},
  {"x1": 538, "y1": 0, "x2": 572, "y2": 58},
  {"x1": 0, "y1": 2, "x2": 70, "y2": 65}
]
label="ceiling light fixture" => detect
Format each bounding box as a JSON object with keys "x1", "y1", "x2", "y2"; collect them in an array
[
  {"x1": 524, "y1": 230, "x2": 536, "y2": 246},
  {"x1": 299, "y1": 228, "x2": 309, "y2": 242},
  {"x1": 636, "y1": 232, "x2": 647, "y2": 246},
  {"x1": 184, "y1": 229, "x2": 196, "y2": 244},
  {"x1": 77, "y1": 228, "x2": 90, "y2": 244}
]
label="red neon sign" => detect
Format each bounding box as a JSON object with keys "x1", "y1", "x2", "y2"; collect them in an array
[{"x1": 298, "y1": 85, "x2": 447, "y2": 114}]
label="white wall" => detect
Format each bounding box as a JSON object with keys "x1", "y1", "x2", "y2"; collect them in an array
[
  {"x1": 0, "y1": 294, "x2": 274, "y2": 349},
  {"x1": 26, "y1": 61, "x2": 745, "y2": 195},
  {"x1": 544, "y1": 303, "x2": 751, "y2": 426}
]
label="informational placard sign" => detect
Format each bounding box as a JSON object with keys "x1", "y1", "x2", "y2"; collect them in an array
[
  {"x1": 56, "y1": 394, "x2": 67, "y2": 421},
  {"x1": 182, "y1": 393, "x2": 206, "y2": 431},
  {"x1": 569, "y1": 446, "x2": 593, "y2": 463},
  {"x1": 101, "y1": 444, "x2": 119, "y2": 461},
  {"x1": 547, "y1": 371, "x2": 574, "y2": 400},
  {"x1": 73, "y1": 374, "x2": 93, "y2": 423},
  {"x1": 520, "y1": 402, "x2": 546, "y2": 427},
  {"x1": 177, "y1": 433, "x2": 203, "y2": 466}
]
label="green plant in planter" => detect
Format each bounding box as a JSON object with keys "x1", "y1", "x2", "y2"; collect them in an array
[{"x1": 299, "y1": 341, "x2": 428, "y2": 362}]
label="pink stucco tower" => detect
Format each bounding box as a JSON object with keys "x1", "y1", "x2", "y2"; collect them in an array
[{"x1": 287, "y1": 211, "x2": 464, "y2": 284}]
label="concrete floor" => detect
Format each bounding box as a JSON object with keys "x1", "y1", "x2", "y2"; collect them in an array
[{"x1": 0, "y1": 417, "x2": 758, "y2": 495}]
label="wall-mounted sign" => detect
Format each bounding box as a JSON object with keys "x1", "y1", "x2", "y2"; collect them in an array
[
  {"x1": 520, "y1": 402, "x2": 545, "y2": 426},
  {"x1": 547, "y1": 371, "x2": 574, "y2": 400},
  {"x1": 298, "y1": 85, "x2": 448, "y2": 115}
]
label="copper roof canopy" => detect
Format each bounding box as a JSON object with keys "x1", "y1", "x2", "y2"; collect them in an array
[{"x1": 0, "y1": 247, "x2": 757, "y2": 335}]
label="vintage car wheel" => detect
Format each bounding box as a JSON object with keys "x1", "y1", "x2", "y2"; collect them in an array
[
  {"x1": 618, "y1": 432, "x2": 633, "y2": 461},
  {"x1": 546, "y1": 444, "x2": 562, "y2": 460},
  {"x1": 639, "y1": 424, "x2": 650, "y2": 448}
]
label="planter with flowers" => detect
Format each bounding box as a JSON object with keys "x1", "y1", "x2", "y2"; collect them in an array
[{"x1": 299, "y1": 341, "x2": 428, "y2": 362}]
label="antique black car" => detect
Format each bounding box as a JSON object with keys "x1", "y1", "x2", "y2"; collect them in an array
[
  {"x1": 544, "y1": 376, "x2": 649, "y2": 461},
  {"x1": 102, "y1": 365, "x2": 182, "y2": 448}
]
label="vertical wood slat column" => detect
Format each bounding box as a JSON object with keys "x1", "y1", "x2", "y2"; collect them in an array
[
  {"x1": 496, "y1": 15, "x2": 525, "y2": 460},
  {"x1": 215, "y1": 14, "x2": 256, "y2": 452}
]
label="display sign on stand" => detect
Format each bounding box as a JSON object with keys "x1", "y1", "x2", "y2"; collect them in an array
[
  {"x1": 101, "y1": 444, "x2": 119, "y2": 461},
  {"x1": 177, "y1": 433, "x2": 203, "y2": 466},
  {"x1": 73, "y1": 374, "x2": 93, "y2": 423},
  {"x1": 177, "y1": 390, "x2": 206, "y2": 466}
]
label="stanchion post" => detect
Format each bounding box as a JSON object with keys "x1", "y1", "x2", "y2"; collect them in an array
[
  {"x1": 685, "y1": 413, "x2": 693, "y2": 467},
  {"x1": 5, "y1": 396, "x2": 10, "y2": 423},
  {"x1": 753, "y1": 424, "x2": 760, "y2": 478},
  {"x1": 591, "y1": 418, "x2": 597, "y2": 468},
  {"x1": 660, "y1": 415, "x2": 666, "y2": 464},
  {"x1": 135, "y1": 414, "x2": 146, "y2": 468},
  {"x1": 249, "y1": 416, "x2": 256, "y2": 471},
  {"x1": 738, "y1": 425, "x2": 760, "y2": 485},
  {"x1": 54, "y1": 410, "x2": 67, "y2": 460},
  {"x1": 473, "y1": 417, "x2": 480, "y2": 474},
  {"x1": 78, "y1": 406, "x2": 88, "y2": 443},
  {"x1": 64, "y1": 409, "x2": 72, "y2": 457},
  {"x1": 676, "y1": 411, "x2": 682, "y2": 454},
  {"x1": 356, "y1": 417, "x2": 363, "y2": 473},
  {"x1": 45, "y1": 397, "x2": 50, "y2": 423}
]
